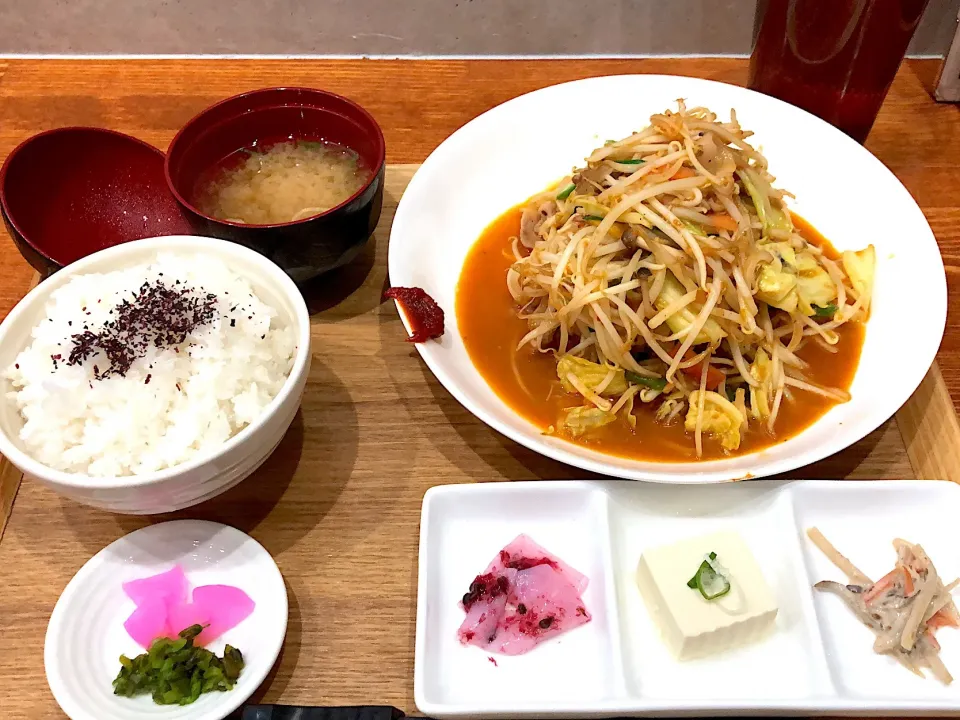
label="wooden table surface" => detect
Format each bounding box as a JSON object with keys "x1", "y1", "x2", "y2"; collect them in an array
[{"x1": 0, "y1": 58, "x2": 956, "y2": 718}]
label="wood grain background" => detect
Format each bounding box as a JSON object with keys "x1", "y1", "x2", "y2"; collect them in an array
[{"x1": 0, "y1": 59, "x2": 956, "y2": 718}]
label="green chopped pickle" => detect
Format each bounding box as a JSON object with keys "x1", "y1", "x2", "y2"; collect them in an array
[
  {"x1": 112, "y1": 625, "x2": 244, "y2": 706},
  {"x1": 686, "y1": 551, "x2": 731, "y2": 600},
  {"x1": 813, "y1": 303, "x2": 838, "y2": 318}
]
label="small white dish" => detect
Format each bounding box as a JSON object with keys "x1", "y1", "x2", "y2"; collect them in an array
[
  {"x1": 45, "y1": 520, "x2": 287, "y2": 720},
  {"x1": 0, "y1": 235, "x2": 312, "y2": 514},
  {"x1": 388, "y1": 74, "x2": 946, "y2": 483},
  {"x1": 416, "y1": 482, "x2": 625, "y2": 716},
  {"x1": 416, "y1": 479, "x2": 960, "y2": 717}
]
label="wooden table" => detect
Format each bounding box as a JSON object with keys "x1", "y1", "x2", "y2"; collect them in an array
[{"x1": 0, "y1": 58, "x2": 958, "y2": 718}]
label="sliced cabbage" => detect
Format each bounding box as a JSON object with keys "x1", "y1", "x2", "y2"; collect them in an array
[
  {"x1": 737, "y1": 167, "x2": 793, "y2": 236},
  {"x1": 557, "y1": 356, "x2": 628, "y2": 396},
  {"x1": 755, "y1": 242, "x2": 837, "y2": 317},
  {"x1": 755, "y1": 242, "x2": 798, "y2": 311},
  {"x1": 654, "y1": 271, "x2": 725, "y2": 344},
  {"x1": 655, "y1": 395, "x2": 686, "y2": 423},
  {"x1": 639, "y1": 387, "x2": 664, "y2": 404},
  {"x1": 562, "y1": 406, "x2": 616, "y2": 437},
  {"x1": 842, "y1": 245, "x2": 876, "y2": 297},
  {"x1": 750, "y1": 348, "x2": 772, "y2": 384},
  {"x1": 757, "y1": 262, "x2": 798, "y2": 312},
  {"x1": 684, "y1": 390, "x2": 744, "y2": 451},
  {"x1": 794, "y1": 252, "x2": 836, "y2": 315},
  {"x1": 749, "y1": 349, "x2": 772, "y2": 419}
]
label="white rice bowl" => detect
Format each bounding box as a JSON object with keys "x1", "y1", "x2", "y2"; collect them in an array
[{"x1": 4, "y1": 252, "x2": 297, "y2": 477}]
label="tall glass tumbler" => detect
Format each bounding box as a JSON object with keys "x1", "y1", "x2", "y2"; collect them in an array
[{"x1": 749, "y1": 0, "x2": 931, "y2": 143}]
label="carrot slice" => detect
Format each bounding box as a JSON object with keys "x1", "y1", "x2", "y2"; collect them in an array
[
  {"x1": 680, "y1": 359, "x2": 725, "y2": 390},
  {"x1": 928, "y1": 609, "x2": 959, "y2": 630},
  {"x1": 863, "y1": 567, "x2": 908, "y2": 605},
  {"x1": 671, "y1": 167, "x2": 697, "y2": 180},
  {"x1": 706, "y1": 213, "x2": 739, "y2": 232}
]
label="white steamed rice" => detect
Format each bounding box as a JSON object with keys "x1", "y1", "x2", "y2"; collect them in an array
[{"x1": 3, "y1": 252, "x2": 297, "y2": 477}]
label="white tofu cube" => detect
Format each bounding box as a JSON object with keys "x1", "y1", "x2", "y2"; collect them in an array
[{"x1": 636, "y1": 530, "x2": 778, "y2": 660}]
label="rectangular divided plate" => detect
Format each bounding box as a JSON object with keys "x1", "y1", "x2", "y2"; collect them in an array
[{"x1": 415, "y1": 480, "x2": 960, "y2": 717}]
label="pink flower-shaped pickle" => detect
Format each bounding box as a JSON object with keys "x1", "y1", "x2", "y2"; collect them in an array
[
  {"x1": 121, "y1": 566, "x2": 189, "y2": 648},
  {"x1": 168, "y1": 585, "x2": 255, "y2": 646},
  {"x1": 122, "y1": 565, "x2": 188, "y2": 608},
  {"x1": 121, "y1": 565, "x2": 255, "y2": 648},
  {"x1": 123, "y1": 597, "x2": 171, "y2": 649}
]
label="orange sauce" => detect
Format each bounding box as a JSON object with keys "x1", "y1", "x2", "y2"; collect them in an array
[{"x1": 456, "y1": 207, "x2": 865, "y2": 462}]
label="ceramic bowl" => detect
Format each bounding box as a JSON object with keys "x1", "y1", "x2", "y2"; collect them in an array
[
  {"x1": 0, "y1": 235, "x2": 311, "y2": 514},
  {"x1": 388, "y1": 74, "x2": 946, "y2": 483},
  {"x1": 0, "y1": 127, "x2": 195, "y2": 276},
  {"x1": 165, "y1": 87, "x2": 386, "y2": 283}
]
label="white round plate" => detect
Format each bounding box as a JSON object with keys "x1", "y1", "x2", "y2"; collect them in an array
[
  {"x1": 45, "y1": 520, "x2": 287, "y2": 720},
  {"x1": 388, "y1": 74, "x2": 946, "y2": 483}
]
